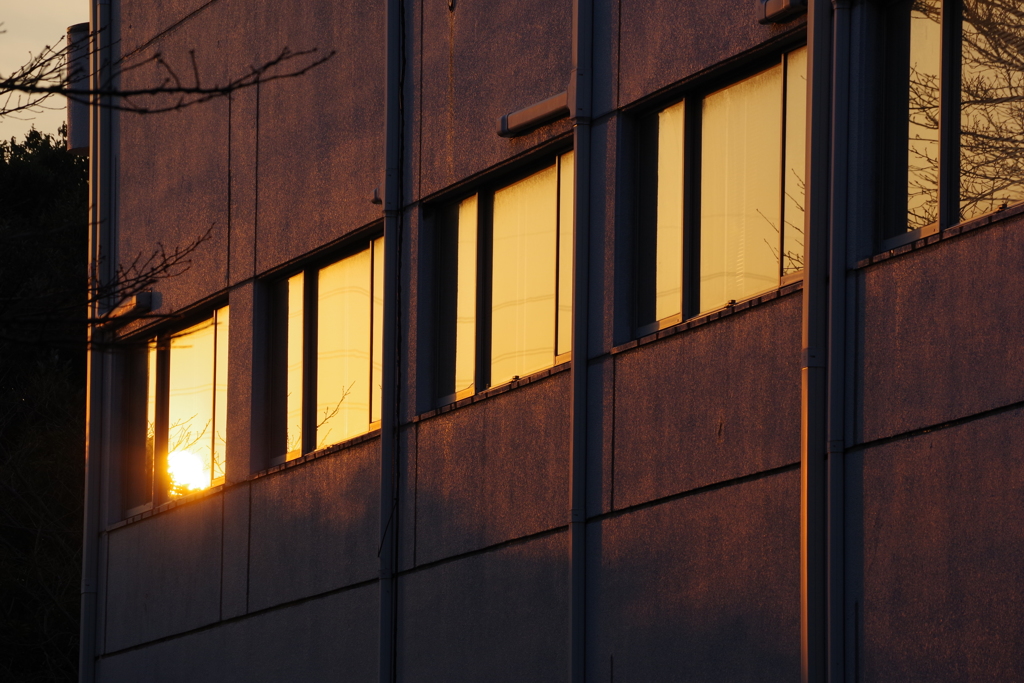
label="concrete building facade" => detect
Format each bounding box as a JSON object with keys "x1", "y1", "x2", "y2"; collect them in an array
[{"x1": 80, "y1": 0, "x2": 1024, "y2": 681}]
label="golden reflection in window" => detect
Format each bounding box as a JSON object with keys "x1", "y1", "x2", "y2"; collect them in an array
[
  {"x1": 656, "y1": 101, "x2": 685, "y2": 322},
  {"x1": 557, "y1": 151, "x2": 575, "y2": 357},
  {"x1": 212, "y1": 307, "x2": 228, "y2": 485},
  {"x1": 491, "y1": 164, "x2": 559, "y2": 386},
  {"x1": 143, "y1": 340, "x2": 158, "y2": 500},
  {"x1": 454, "y1": 196, "x2": 478, "y2": 395},
  {"x1": 783, "y1": 46, "x2": 808, "y2": 275},
  {"x1": 317, "y1": 248, "x2": 372, "y2": 448},
  {"x1": 960, "y1": 0, "x2": 1024, "y2": 221},
  {"x1": 700, "y1": 65, "x2": 784, "y2": 314},
  {"x1": 371, "y1": 237, "x2": 384, "y2": 425},
  {"x1": 166, "y1": 307, "x2": 228, "y2": 498},
  {"x1": 285, "y1": 273, "x2": 304, "y2": 460},
  {"x1": 907, "y1": 0, "x2": 942, "y2": 230}
]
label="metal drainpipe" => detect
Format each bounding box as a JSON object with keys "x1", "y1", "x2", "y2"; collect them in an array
[
  {"x1": 827, "y1": 2, "x2": 853, "y2": 681},
  {"x1": 80, "y1": 2, "x2": 112, "y2": 681},
  {"x1": 568, "y1": 0, "x2": 593, "y2": 682},
  {"x1": 379, "y1": 0, "x2": 403, "y2": 681},
  {"x1": 801, "y1": 0, "x2": 833, "y2": 682}
]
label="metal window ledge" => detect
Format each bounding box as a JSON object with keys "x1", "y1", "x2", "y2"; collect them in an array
[{"x1": 497, "y1": 91, "x2": 569, "y2": 138}]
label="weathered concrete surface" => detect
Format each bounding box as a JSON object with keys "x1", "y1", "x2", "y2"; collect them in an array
[
  {"x1": 861, "y1": 214, "x2": 1024, "y2": 442},
  {"x1": 397, "y1": 532, "x2": 568, "y2": 683},
  {"x1": 587, "y1": 469, "x2": 800, "y2": 682},
  {"x1": 97, "y1": 583, "x2": 377, "y2": 683},
  {"x1": 253, "y1": 1, "x2": 386, "y2": 273},
  {"x1": 414, "y1": 373, "x2": 570, "y2": 566},
  {"x1": 105, "y1": 495, "x2": 223, "y2": 652},
  {"x1": 613, "y1": 294, "x2": 802, "y2": 509},
  {"x1": 855, "y1": 407, "x2": 1024, "y2": 682},
  {"x1": 415, "y1": 0, "x2": 573, "y2": 200},
  {"x1": 247, "y1": 440, "x2": 379, "y2": 611},
  {"x1": 618, "y1": 0, "x2": 804, "y2": 107}
]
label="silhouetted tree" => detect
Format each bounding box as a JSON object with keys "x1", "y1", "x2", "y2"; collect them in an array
[{"x1": 0, "y1": 126, "x2": 87, "y2": 683}]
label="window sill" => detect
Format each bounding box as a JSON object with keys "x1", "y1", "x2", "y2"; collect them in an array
[
  {"x1": 612, "y1": 279, "x2": 804, "y2": 356},
  {"x1": 414, "y1": 361, "x2": 572, "y2": 424},
  {"x1": 109, "y1": 482, "x2": 227, "y2": 531},
  {"x1": 108, "y1": 430, "x2": 384, "y2": 531},
  {"x1": 858, "y1": 201, "x2": 1024, "y2": 270},
  {"x1": 251, "y1": 428, "x2": 382, "y2": 481}
]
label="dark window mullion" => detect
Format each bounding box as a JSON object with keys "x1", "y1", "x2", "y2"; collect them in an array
[
  {"x1": 435, "y1": 205, "x2": 459, "y2": 401},
  {"x1": 683, "y1": 96, "x2": 703, "y2": 320},
  {"x1": 635, "y1": 113, "x2": 659, "y2": 330},
  {"x1": 301, "y1": 268, "x2": 318, "y2": 455},
  {"x1": 153, "y1": 341, "x2": 170, "y2": 505},
  {"x1": 779, "y1": 53, "x2": 789, "y2": 281},
  {"x1": 476, "y1": 192, "x2": 494, "y2": 392},
  {"x1": 938, "y1": 0, "x2": 964, "y2": 227}
]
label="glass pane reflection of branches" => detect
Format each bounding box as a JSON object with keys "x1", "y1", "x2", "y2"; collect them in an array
[
  {"x1": 960, "y1": 0, "x2": 1024, "y2": 221},
  {"x1": 166, "y1": 307, "x2": 228, "y2": 498}
]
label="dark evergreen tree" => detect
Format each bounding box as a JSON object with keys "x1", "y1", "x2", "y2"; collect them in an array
[{"x1": 0, "y1": 125, "x2": 88, "y2": 683}]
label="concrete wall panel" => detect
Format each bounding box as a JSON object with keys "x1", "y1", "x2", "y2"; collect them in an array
[
  {"x1": 229, "y1": 84, "x2": 259, "y2": 285},
  {"x1": 416, "y1": 0, "x2": 573, "y2": 199},
  {"x1": 117, "y1": 93, "x2": 230, "y2": 317},
  {"x1": 618, "y1": 2, "x2": 804, "y2": 108},
  {"x1": 120, "y1": 1, "x2": 215, "y2": 56},
  {"x1": 104, "y1": 495, "x2": 223, "y2": 652},
  {"x1": 247, "y1": 440, "x2": 379, "y2": 611},
  {"x1": 253, "y1": 1, "x2": 386, "y2": 273},
  {"x1": 857, "y1": 408, "x2": 1024, "y2": 681},
  {"x1": 220, "y1": 482, "x2": 250, "y2": 620},
  {"x1": 861, "y1": 217, "x2": 1024, "y2": 442},
  {"x1": 414, "y1": 373, "x2": 571, "y2": 566},
  {"x1": 586, "y1": 470, "x2": 800, "y2": 682},
  {"x1": 397, "y1": 532, "x2": 568, "y2": 683},
  {"x1": 613, "y1": 295, "x2": 801, "y2": 509},
  {"x1": 97, "y1": 583, "x2": 377, "y2": 683}
]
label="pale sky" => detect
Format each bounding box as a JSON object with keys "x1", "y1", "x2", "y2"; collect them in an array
[{"x1": 0, "y1": 1, "x2": 89, "y2": 143}]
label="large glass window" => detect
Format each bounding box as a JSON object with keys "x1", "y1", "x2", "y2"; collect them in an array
[
  {"x1": 267, "y1": 238, "x2": 384, "y2": 464},
  {"x1": 436, "y1": 151, "x2": 574, "y2": 403},
  {"x1": 636, "y1": 47, "x2": 807, "y2": 332},
  {"x1": 122, "y1": 307, "x2": 229, "y2": 512},
  {"x1": 884, "y1": 0, "x2": 1024, "y2": 241}
]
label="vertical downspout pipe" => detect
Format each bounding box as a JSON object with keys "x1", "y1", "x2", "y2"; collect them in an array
[
  {"x1": 80, "y1": 3, "x2": 111, "y2": 682},
  {"x1": 568, "y1": 0, "x2": 593, "y2": 682},
  {"x1": 827, "y1": 1, "x2": 852, "y2": 680},
  {"x1": 66, "y1": 23, "x2": 91, "y2": 154},
  {"x1": 379, "y1": 0, "x2": 403, "y2": 681},
  {"x1": 801, "y1": 0, "x2": 832, "y2": 682}
]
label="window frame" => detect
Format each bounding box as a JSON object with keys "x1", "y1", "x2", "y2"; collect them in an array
[
  {"x1": 880, "y1": 0, "x2": 1024, "y2": 250},
  {"x1": 264, "y1": 233, "x2": 385, "y2": 468},
  {"x1": 121, "y1": 305, "x2": 229, "y2": 517},
  {"x1": 633, "y1": 45, "x2": 808, "y2": 338},
  {"x1": 433, "y1": 149, "x2": 575, "y2": 407}
]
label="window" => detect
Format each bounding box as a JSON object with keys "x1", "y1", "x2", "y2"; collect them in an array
[
  {"x1": 435, "y1": 151, "x2": 574, "y2": 404},
  {"x1": 636, "y1": 46, "x2": 807, "y2": 333},
  {"x1": 882, "y1": 0, "x2": 1024, "y2": 243},
  {"x1": 266, "y1": 237, "x2": 384, "y2": 464},
  {"x1": 122, "y1": 307, "x2": 229, "y2": 512}
]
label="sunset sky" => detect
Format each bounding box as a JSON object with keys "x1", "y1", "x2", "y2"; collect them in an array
[{"x1": 1, "y1": 1, "x2": 88, "y2": 142}]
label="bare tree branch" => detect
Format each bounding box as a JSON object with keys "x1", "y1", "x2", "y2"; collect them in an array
[{"x1": 1, "y1": 24, "x2": 335, "y2": 118}]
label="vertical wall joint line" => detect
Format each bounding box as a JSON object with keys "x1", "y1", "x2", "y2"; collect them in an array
[
  {"x1": 828, "y1": 0, "x2": 853, "y2": 679},
  {"x1": 569, "y1": 1, "x2": 594, "y2": 683},
  {"x1": 379, "y1": 1, "x2": 405, "y2": 682}
]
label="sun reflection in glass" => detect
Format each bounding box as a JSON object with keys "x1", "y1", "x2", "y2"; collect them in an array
[{"x1": 167, "y1": 449, "x2": 211, "y2": 497}]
